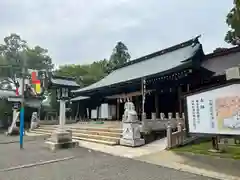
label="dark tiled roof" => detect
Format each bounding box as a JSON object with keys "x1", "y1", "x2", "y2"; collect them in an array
[
  {"x1": 73, "y1": 36, "x2": 202, "y2": 94},
  {"x1": 202, "y1": 46, "x2": 240, "y2": 76},
  {"x1": 71, "y1": 96, "x2": 90, "y2": 101}
]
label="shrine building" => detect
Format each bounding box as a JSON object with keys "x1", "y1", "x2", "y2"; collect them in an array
[{"x1": 72, "y1": 36, "x2": 240, "y2": 121}]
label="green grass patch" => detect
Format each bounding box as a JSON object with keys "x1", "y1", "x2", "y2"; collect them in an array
[
  {"x1": 172, "y1": 141, "x2": 240, "y2": 160},
  {"x1": 92, "y1": 121, "x2": 104, "y2": 124}
]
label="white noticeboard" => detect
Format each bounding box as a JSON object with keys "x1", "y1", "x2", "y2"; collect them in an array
[
  {"x1": 91, "y1": 109, "x2": 97, "y2": 119},
  {"x1": 100, "y1": 103, "x2": 109, "y2": 119},
  {"x1": 186, "y1": 84, "x2": 240, "y2": 135}
]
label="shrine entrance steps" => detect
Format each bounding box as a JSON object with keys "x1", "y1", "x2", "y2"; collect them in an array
[{"x1": 29, "y1": 123, "x2": 122, "y2": 146}]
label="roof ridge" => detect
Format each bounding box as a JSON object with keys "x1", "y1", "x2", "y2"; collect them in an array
[
  {"x1": 204, "y1": 46, "x2": 240, "y2": 60},
  {"x1": 51, "y1": 75, "x2": 76, "y2": 81},
  {"x1": 113, "y1": 35, "x2": 201, "y2": 71}
]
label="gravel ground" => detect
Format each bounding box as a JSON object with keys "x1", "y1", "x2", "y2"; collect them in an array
[
  {"x1": 0, "y1": 139, "x2": 216, "y2": 180},
  {"x1": 0, "y1": 133, "x2": 46, "y2": 144}
]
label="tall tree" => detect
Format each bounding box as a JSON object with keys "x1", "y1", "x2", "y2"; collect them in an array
[
  {"x1": 55, "y1": 60, "x2": 108, "y2": 87},
  {"x1": 108, "y1": 41, "x2": 131, "y2": 72},
  {"x1": 225, "y1": 0, "x2": 240, "y2": 45},
  {"x1": 0, "y1": 33, "x2": 27, "y2": 63},
  {"x1": 26, "y1": 46, "x2": 54, "y2": 71},
  {"x1": 0, "y1": 34, "x2": 54, "y2": 89}
]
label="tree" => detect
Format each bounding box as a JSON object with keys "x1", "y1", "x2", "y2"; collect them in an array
[
  {"x1": 0, "y1": 34, "x2": 54, "y2": 89},
  {"x1": 55, "y1": 60, "x2": 108, "y2": 87},
  {"x1": 0, "y1": 33, "x2": 27, "y2": 62},
  {"x1": 225, "y1": 0, "x2": 240, "y2": 45},
  {"x1": 108, "y1": 41, "x2": 131, "y2": 72},
  {"x1": 26, "y1": 46, "x2": 54, "y2": 71}
]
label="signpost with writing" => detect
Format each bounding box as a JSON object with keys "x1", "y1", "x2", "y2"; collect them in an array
[
  {"x1": 186, "y1": 82, "x2": 240, "y2": 151},
  {"x1": 186, "y1": 83, "x2": 240, "y2": 135}
]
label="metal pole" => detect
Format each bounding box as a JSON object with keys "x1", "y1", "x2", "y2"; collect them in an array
[{"x1": 20, "y1": 51, "x2": 26, "y2": 149}]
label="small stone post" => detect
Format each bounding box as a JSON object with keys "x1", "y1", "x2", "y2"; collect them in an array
[
  {"x1": 160, "y1": 113, "x2": 165, "y2": 120},
  {"x1": 30, "y1": 112, "x2": 38, "y2": 130},
  {"x1": 167, "y1": 124, "x2": 172, "y2": 149},
  {"x1": 176, "y1": 112, "x2": 180, "y2": 119},
  {"x1": 182, "y1": 113, "x2": 185, "y2": 120},
  {"x1": 141, "y1": 112, "x2": 148, "y2": 131},
  {"x1": 177, "y1": 122, "x2": 183, "y2": 145},
  {"x1": 151, "y1": 112, "x2": 156, "y2": 120},
  {"x1": 59, "y1": 100, "x2": 66, "y2": 130},
  {"x1": 168, "y1": 112, "x2": 173, "y2": 119}
]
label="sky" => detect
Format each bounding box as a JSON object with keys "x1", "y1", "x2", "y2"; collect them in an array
[{"x1": 0, "y1": 0, "x2": 234, "y2": 67}]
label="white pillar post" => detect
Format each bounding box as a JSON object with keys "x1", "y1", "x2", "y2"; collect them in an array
[{"x1": 59, "y1": 100, "x2": 66, "y2": 130}]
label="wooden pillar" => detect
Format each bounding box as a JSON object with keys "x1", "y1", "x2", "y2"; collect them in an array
[
  {"x1": 178, "y1": 86, "x2": 182, "y2": 113},
  {"x1": 187, "y1": 84, "x2": 190, "y2": 92},
  {"x1": 135, "y1": 96, "x2": 140, "y2": 119},
  {"x1": 155, "y1": 93, "x2": 159, "y2": 118},
  {"x1": 116, "y1": 99, "x2": 120, "y2": 120},
  {"x1": 141, "y1": 78, "x2": 146, "y2": 115}
]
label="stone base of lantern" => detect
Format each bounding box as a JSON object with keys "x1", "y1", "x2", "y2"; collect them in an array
[
  {"x1": 120, "y1": 138, "x2": 145, "y2": 147},
  {"x1": 120, "y1": 123, "x2": 145, "y2": 147},
  {"x1": 45, "y1": 129, "x2": 78, "y2": 151}
]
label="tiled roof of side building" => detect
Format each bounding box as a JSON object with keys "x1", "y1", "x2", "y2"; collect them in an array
[
  {"x1": 50, "y1": 75, "x2": 80, "y2": 87},
  {"x1": 204, "y1": 46, "x2": 240, "y2": 60},
  {"x1": 202, "y1": 46, "x2": 240, "y2": 76},
  {"x1": 73, "y1": 36, "x2": 202, "y2": 94}
]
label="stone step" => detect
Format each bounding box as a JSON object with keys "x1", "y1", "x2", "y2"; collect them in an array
[
  {"x1": 35, "y1": 126, "x2": 56, "y2": 130},
  {"x1": 69, "y1": 127, "x2": 122, "y2": 134},
  {"x1": 30, "y1": 129, "x2": 120, "y2": 144},
  {"x1": 38, "y1": 125, "x2": 122, "y2": 134},
  {"x1": 31, "y1": 128, "x2": 122, "y2": 138},
  {"x1": 72, "y1": 136, "x2": 117, "y2": 146},
  {"x1": 73, "y1": 132, "x2": 119, "y2": 143},
  {"x1": 29, "y1": 130, "x2": 51, "y2": 135},
  {"x1": 70, "y1": 129, "x2": 121, "y2": 137},
  {"x1": 29, "y1": 131, "x2": 118, "y2": 146},
  {"x1": 31, "y1": 128, "x2": 57, "y2": 132},
  {"x1": 30, "y1": 128, "x2": 120, "y2": 145}
]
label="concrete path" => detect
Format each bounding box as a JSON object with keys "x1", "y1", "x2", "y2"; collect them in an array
[{"x1": 77, "y1": 137, "x2": 167, "y2": 158}]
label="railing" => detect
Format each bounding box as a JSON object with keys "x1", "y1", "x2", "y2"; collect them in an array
[
  {"x1": 39, "y1": 118, "x2": 77, "y2": 125},
  {"x1": 166, "y1": 122, "x2": 186, "y2": 149},
  {"x1": 141, "y1": 112, "x2": 185, "y2": 132}
]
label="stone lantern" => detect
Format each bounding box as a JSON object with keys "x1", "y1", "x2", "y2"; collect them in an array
[{"x1": 45, "y1": 75, "x2": 80, "y2": 151}]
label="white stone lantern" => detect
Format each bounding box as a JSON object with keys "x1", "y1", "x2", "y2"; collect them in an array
[{"x1": 45, "y1": 75, "x2": 80, "y2": 151}]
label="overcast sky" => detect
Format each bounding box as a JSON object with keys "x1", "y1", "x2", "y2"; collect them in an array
[{"x1": 0, "y1": 0, "x2": 233, "y2": 67}]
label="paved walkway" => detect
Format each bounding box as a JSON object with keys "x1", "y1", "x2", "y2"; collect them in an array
[
  {"x1": 0, "y1": 140, "x2": 217, "y2": 180},
  {"x1": 77, "y1": 137, "x2": 167, "y2": 158}
]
